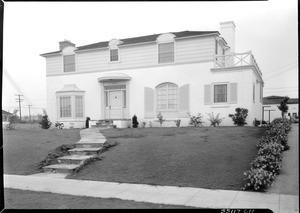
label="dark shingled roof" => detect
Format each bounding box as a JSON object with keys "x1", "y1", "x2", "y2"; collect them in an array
[
  {"x1": 263, "y1": 96, "x2": 299, "y2": 105},
  {"x1": 41, "y1": 30, "x2": 219, "y2": 56},
  {"x1": 2, "y1": 110, "x2": 13, "y2": 116}
]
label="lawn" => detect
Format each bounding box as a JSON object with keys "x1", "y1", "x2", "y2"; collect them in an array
[
  {"x1": 69, "y1": 126, "x2": 265, "y2": 191},
  {"x1": 3, "y1": 123, "x2": 81, "y2": 175},
  {"x1": 4, "y1": 188, "x2": 194, "y2": 209}
]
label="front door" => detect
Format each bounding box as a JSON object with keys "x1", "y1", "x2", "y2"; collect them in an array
[{"x1": 108, "y1": 90, "x2": 122, "y2": 119}]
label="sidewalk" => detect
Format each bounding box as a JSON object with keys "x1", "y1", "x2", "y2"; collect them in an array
[
  {"x1": 4, "y1": 174, "x2": 299, "y2": 212},
  {"x1": 267, "y1": 124, "x2": 299, "y2": 196}
]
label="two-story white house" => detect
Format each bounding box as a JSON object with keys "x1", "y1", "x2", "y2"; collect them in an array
[{"x1": 41, "y1": 21, "x2": 264, "y2": 128}]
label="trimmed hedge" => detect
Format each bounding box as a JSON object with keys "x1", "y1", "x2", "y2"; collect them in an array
[{"x1": 242, "y1": 118, "x2": 292, "y2": 191}]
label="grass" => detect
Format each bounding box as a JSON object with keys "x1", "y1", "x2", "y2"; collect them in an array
[
  {"x1": 3, "y1": 123, "x2": 81, "y2": 175},
  {"x1": 69, "y1": 126, "x2": 265, "y2": 191},
  {"x1": 4, "y1": 188, "x2": 194, "y2": 209}
]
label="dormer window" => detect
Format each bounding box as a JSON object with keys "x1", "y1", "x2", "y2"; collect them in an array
[
  {"x1": 110, "y1": 49, "x2": 119, "y2": 62},
  {"x1": 158, "y1": 42, "x2": 174, "y2": 63},
  {"x1": 63, "y1": 55, "x2": 76, "y2": 72}
]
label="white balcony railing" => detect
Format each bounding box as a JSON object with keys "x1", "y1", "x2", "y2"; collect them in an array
[{"x1": 214, "y1": 51, "x2": 262, "y2": 76}]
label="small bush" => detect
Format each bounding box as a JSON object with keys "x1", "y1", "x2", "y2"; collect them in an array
[
  {"x1": 229, "y1": 108, "x2": 248, "y2": 126},
  {"x1": 207, "y1": 112, "x2": 224, "y2": 127},
  {"x1": 148, "y1": 121, "x2": 152, "y2": 128},
  {"x1": 132, "y1": 115, "x2": 139, "y2": 128},
  {"x1": 242, "y1": 168, "x2": 275, "y2": 191},
  {"x1": 55, "y1": 122, "x2": 64, "y2": 129},
  {"x1": 141, "y1": 121, "x2": 147, "y2": 128},
  {"x1": 187, "y1": 112, "x2": 204, "y2": 127},
  {"x1": 157, "y1": 112, "x2": 165, "y2": 126},
  {"x1": 253, "y1": 118, "x2": 261, "y2": 127},
  {"x1": 174, "y1": 119, "x2": 181, "y2": 127},
  {"x1": 39, "y1": 114, "x2": 52, "y2": 129}
]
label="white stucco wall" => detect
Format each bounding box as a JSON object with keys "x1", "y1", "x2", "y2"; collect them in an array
[
  {"x1": 263, "y1": 103, "x2": 299, "y2": 122},
  {"x1": 46, "y1": 61, "x2": 262, "y2": 128}
]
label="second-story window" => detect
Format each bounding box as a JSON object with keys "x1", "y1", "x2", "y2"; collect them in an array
[
  {"x1": 63, "y1": 55, "x2": 75, "y2": 72},
  {"x1": 110, "y1": 49, "x2": 119, "y2": 62},
  {"x1": 158, "y1": 42, "x2": 174, "y2": 63}
]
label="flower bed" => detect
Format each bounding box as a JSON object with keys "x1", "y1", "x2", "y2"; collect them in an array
[{"x1": 242, "y1": 118, "x2": 292, "y2": 191}]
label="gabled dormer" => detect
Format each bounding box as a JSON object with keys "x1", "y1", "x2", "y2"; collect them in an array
[
  {"x1": 156, "y1": 33, "x2": 176, "y2": 64},
  {"x1": 60, "y1": 40, "x2": 77, "y2": 73},
  {"x1": 108, "y1": 39, "x2": 123, "y2": 63}
]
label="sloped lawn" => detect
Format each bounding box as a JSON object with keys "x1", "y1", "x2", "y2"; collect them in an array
[
  {"x1": 3, "y1": 123, "x2": 81, "y2": 175},
  {"x1": 69, "y1": 126, "x2": 265, "y2": 191}
]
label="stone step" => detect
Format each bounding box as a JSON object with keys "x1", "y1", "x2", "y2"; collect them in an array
[
  {"x1": 76, "y1": 140, "x2": 106, "y2": 148},
  {"x1": 57, "y1": 155, "x2": 95, "y2": 164},
  {"x1": 43, "y1": 164, "x2": 80, "y2": 174},
  {"x1": 68, "y1": 147, "x2": 102, "y2": 155}
]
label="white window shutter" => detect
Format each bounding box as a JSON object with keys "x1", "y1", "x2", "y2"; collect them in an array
[
  {"x1": 178, "y1": 84, "x2": 190, "y2": 118},
  {"x1": 230, "y1": 83, "x2": 238, "y2": 103},
  {"x1": 204, "y1": 84, "x2": 211, "y2": 104},
  {"x1": 144, "y1": 87, "x2": 155, "y2": 118}
]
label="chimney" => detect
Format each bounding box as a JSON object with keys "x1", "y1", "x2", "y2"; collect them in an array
[
  {"x1": 59, "y1": 39, "x2": 75, "y2": 51},
  {"x1": 220, "y1": 21, "x2": 236, "y2": 53}
]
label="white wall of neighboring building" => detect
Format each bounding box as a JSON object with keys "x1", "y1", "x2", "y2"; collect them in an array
[{"x1": 263, "y1": 103, "x2": 299, "y2": 122}]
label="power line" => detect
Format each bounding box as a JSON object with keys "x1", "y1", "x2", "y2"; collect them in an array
[{"x1": 263, "y1": 61, "x2": 298, "y2": 76}]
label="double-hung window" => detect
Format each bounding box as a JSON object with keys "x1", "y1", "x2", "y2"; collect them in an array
[
  {"x1": 63, "y1": 55, "x2": 75, "y2": 72},
  {"x1": 60, "y1": 97, "x2": 72, "y2": 117},
  {"x1": 158, "y1": 42, "x2": 174, "y2": 63},
  {"x1": 75, "y1": 96, "x2": 83, "y2": 118},
  {"x1": 110, "y1": 49, "x2": 119, "y2": 62},
  {"x1": 214, "y1": 84, "x2": 227, "y2": 103}
]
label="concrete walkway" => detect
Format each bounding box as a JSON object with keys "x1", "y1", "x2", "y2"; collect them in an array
[
  {"x1": 4, "y1": 174, "x2": 298, "y2": 212},
  {"x1": 267, "y1": 124, "x2": 299, "y2": 196}
]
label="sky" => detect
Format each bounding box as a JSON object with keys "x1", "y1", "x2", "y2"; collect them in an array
[{"x1": 2, "y1": 1, "x2": 298, "y2": 116}]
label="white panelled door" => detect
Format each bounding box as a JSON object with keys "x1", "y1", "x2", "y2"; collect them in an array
[{"x1": 108, "y1": 90, "x2": 122, "y2": 119}]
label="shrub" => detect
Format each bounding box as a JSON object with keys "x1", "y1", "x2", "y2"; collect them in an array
[
  {"x1": 157, "y1": 112, "x2": 165, "y2": 127},
  {"x1": 258, "y1": 142, "x2": 283, "y2": 160},
  {"x1": 132, "y1": 115, "x2": 139, "y2": 128},
  {"x1": 242, "y1": 168, "x2": 276, "y2": 191},
  {"x1": 148, "y1": 121, "x2": 152, "y2": 128},
  {"x1": 174, "y1": 119, "x2": 181, "y2": 127},
  {"x1": 55, "y1": 122, "x2": 64, "y2": 129},
  {"x1": 253, "y1": 118, "x2": 261, "y2": 127},
  {"x1": 187, "y1": 112, "x2": 204, "y2": 127},
  {"x1": 39, "y1": 114, "x2": 52, "y2": 129},
  {"x1": 250, "y1": 155, "x2": 282, "y2": 175},
  {"x1": 229, "y1": 108, "x2": 248, "y2": 126},
  {"x1": 141, "y1": 121, "x2": 147, "y2": 128},
  {"x1": 206, "y1": 112, "x2": 224, "y2": 127}
]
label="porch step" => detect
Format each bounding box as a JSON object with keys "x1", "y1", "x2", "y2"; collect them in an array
[
  {"x1": 57, "y1": 155, "x2": 95, "y2": 164},
  {"x1": 76, "y1": 140, "x2": 105, "y2": 148},
  {"x1": 43, "y1": 164, "x2": 80, "y2": 174},
  {"x1": 68, "y1": 147, "x2": 103, "y2": 155}
]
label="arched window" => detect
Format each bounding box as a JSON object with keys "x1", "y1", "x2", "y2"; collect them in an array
[{"x1": 156, "y1": 82, "x2": 178, "y2": 111}]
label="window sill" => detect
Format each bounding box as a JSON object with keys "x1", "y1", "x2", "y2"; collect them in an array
[
  {"x1": 210, "y1": 104, "x2": 230, "y2": 108},
  {"x1": 108, "y1": 61, "x2": 121, "y2": 64}
]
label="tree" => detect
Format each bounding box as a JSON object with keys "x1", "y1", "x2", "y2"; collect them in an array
[{"x1": 277, "y1": 96, "x2": 290, "y2": 118}]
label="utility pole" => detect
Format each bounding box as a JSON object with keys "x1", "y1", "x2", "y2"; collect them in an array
[
  {"x1": 28, "y1": 105, "x2": 32, "y2": 122},
  {"x1": 15, "y1": 94, "x2": 23, "y2": 122}
]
